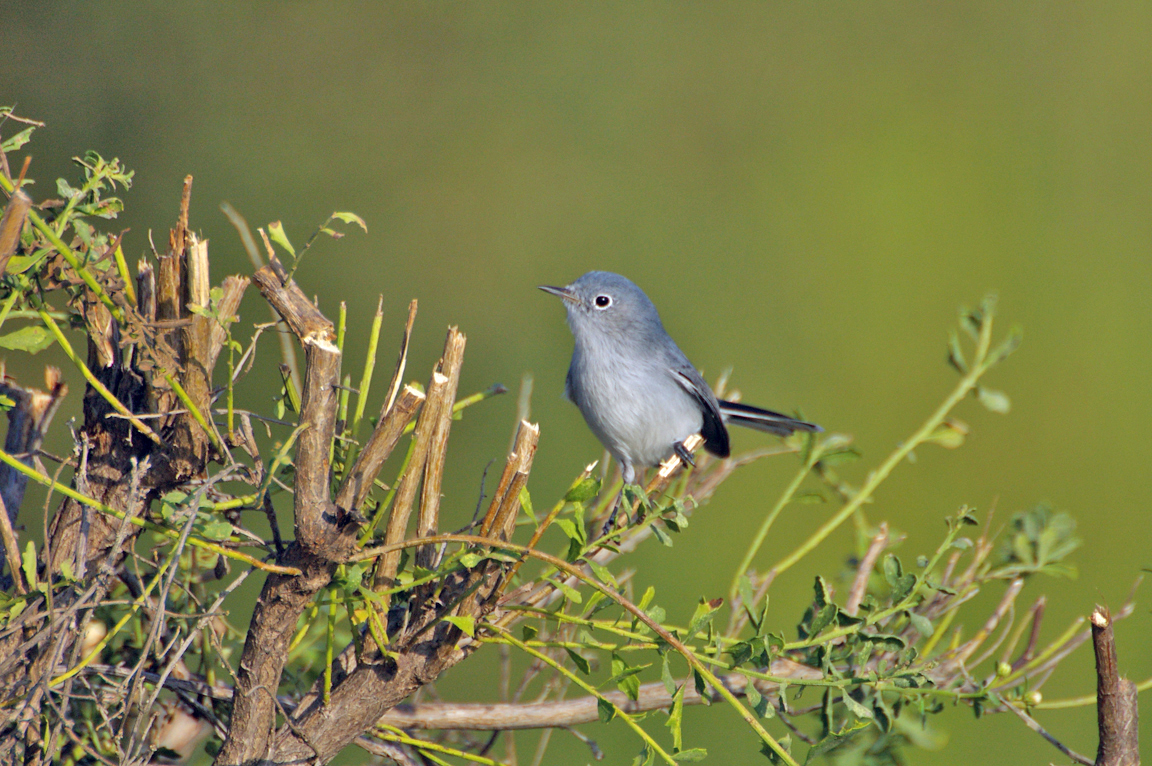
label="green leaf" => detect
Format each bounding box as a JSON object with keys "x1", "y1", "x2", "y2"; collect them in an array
[
  {"x1": 738, "y1": 574, "x2": 758, "y2": 628},
  {"x1": 882, "y1": 555, "x2": 916, "y2": 602},
  {"x1": 946, "y1": 330, "x2": 967, "y2": 373},
  {"x1": 665, "y1": 683, "x2": 685, "y2": 749},
  {"x1": 56, "y1": 177, "x2": 80, "y2": 199},
  {"x1": 762, "y1": 734, "x2": 792, "y2": 763},
  {"x1": 976, "y1": 387, "x2": 1011, "y2": 414},
  {"x1": 661, "y1": 653, "x2": 676, "y2": 696},
  {"x1": 330, "y1": 211, "x2": 368, "y2": 231},
  {"x1": 841, "y1": 693, "x2": 873, "y2": 720},
  {"x1": 990, "y1": 326, "x2": 1023, "y2": 364},
  {"x1": 908, "y1": 612, "x2": 934, "y2": 637},
  {"x1": 565, "y1": 476, "x2": 601, "y2": 503},
  {"x1": 458, "y1": 552, "x2": 483, "y2": 568},
  {"x1": 637, "y1": 586, "x2": 656, "y2": 611},
  {"x1": 650, "y1": 521, "x2": 673, "y2": 547},
  {"x1": 518, "y1": 486, "x2": 536, "y2": 524},
  {"x1": 442, "y1": 615, "x2": 475, "y2": 637},
  {"x1": 1, "y1": 126, "x2": 35, "y2": 152},
  {"x1": 813, "y1": 576, "x2": 833, "y2": 608},
  {"x1": 863, "y1": 633, "x2": 906, "y2": 652},
  {"x1": 922, "y1": 419, "x2": 967, "y2": 449},
  {"x1": 673, "y1": 749, "x2": 707, "y2": 762},
  {"x1": 551, "y1": 578, "x2": 582, "y2": 604},
  {"x1": 597, "y1": 697, "x2": 616, "y2": 723},
  {"x1": 632, "y1": 744, "x2": 656, "y2": 766},
  {"x1": 0, "y1": 326, "x2": 56, "y2": 354},
  {"x1": 687, "y1": 597, "x2": 723, "y2": 638},
  {"x1": 196, "y1": 518, "x2": 234, "y2": 541},
  {"x1": 521, "y1": 624, "x2": 538, "y2": 642},
  {"x1": 744, "y1": 676, "x2": 763, "y2": 712},
  {"x1": 565, "y1": 648, "x2": 591, "y2": 675},
  {"x1": 554, "y1": 518, "x2": 584, "y2": 544},
  {"x1": 586, "y1": 560, "x2": 618, "y2": 588},
  {"x1": 610, "y1": 654, "x2": 643, "y2": 701},
  {"x1": 803, "y1": 719, "x2": 871, "y2": 764},
  {"x1": 267, "y1": 221, "x2": 296, "y2": 257},
  {"x1": 807, "y1": 604, "x2": 838, "y2": 637},
  {"x1": 21, "y1": 541, "x2": 37, "y2": 589}
]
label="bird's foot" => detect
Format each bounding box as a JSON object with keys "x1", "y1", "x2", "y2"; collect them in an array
[
  {"x1": 673, "y1": 440, "x2": 696, "y2": 469},
  {"x1": 600, "y1": 483, "x2": 648, "y2": 536},
  {"x1": 601, "y1": 493, "x2": 623, "y2": 537}
]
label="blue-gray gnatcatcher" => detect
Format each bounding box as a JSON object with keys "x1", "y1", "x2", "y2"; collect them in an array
[{"x1": 541, "y1": 271, "x2": 821, "y2": 490}]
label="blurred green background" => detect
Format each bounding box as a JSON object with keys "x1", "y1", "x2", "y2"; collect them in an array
[{"x1": 3, "y1": 3, "x2": 1151, "y2": 763}]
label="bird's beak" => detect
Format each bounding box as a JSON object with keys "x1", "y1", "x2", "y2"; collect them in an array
[{"x1": 538, "y1": 284, "x2": 580, "y2": 304}]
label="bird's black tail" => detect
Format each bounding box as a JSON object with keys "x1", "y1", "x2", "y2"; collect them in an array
[{"x1": 718, "y1": 400, "x2": 822, "y2": 437}]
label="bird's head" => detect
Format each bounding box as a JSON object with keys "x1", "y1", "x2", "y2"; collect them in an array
[{"x1": 539, "y1": 271, "x2": 664, "y2": 342}]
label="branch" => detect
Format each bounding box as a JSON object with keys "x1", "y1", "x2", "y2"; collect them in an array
[
  {"x1": 377, "y1": 658, "x2": 821, "y2": 731},
  {"x1": 217, "y1": 257, "x2": 354, "y2": 765},
  {"x1": 1092, "y1": 606, "x2": 1139, "y2": 766}
]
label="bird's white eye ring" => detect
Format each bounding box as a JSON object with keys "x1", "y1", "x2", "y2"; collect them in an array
[{"x1": 594, "y1": 294, "x2": 611, "y2": 309}]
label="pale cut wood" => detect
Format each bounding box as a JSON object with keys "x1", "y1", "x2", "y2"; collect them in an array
[
  {"x1": 415, "y1": 327, "x2": 466, "y2": 569},
  {"x1": 335, "y1": 385, "x2": 425, "y2": 517},
  {"x1": 375, "y1": 372, "x2": 447, "y2": 586}
]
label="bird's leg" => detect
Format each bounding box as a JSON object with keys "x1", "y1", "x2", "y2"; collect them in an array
[
  {"x1": 673, "y1": 440, "x2": 696, "y2": 469},
  {"x1": 601, "y1": 461, "x2": 638, "y2": 536},
  {"x1": 602, "y1": 491, "x2": 624, "y2": 536}
]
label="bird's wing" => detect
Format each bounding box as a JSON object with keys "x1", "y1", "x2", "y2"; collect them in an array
[
  {"x1": 563, "y1": 364, "x2": 575, "y2": 403},
  {"x1": 669, "y1": 365, "x2": 731, "y2": 459}
]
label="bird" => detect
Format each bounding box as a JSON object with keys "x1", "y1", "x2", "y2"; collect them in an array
[{"x1": 540, "y1": 271, "x2": 821, "y2": 498}]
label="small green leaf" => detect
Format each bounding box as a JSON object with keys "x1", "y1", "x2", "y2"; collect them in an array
[
  {"x1": 976, "y1": 387, "x2": 1011, "y2": 414},
  {"x1": 946, "y1": 330, "x2": 967, "y2": 373},
  {"x1": 196, "y1": 518, "x2": 234, "y2": 541},
  {"x1": 661, "y1": 653, "x2": 676, "y2": 696},
  {"x1": 519, "y1": 486, "x2": 536, "y2": 523},
  {"x1": 597, "y1": 697, "x2": 616, "y2": 723},
  {"x1": 908, "y1": 612, "x2": 934, "y2": 637},
  {"x1": 565, "y1": 476, "x2": 601, "y2": 503},
  {"x1": 552, "y1": 578, "x2": 582, "y2": 604},
  {"x1": 882, "y1": 555, "x2": 915, "y2": 601},
  {"x1": 650, "y1": 522, "x2": 673, "y2": 547},
  {"x1": 807, "y1": 604, "x2": 838, "y2": 637},
  {"x1": 553, "y1": 518, "x2": 584, "y2": 545},
  {"x1": 56, "y1": 177, "x2": 80, "y2": 199},
  {"x1": 565, "y1": 648, "x2": 591, "y2": 675},
  {"x1": 673, "y1": 749, "x2": 707, "y2": 762},
  {"x1": 586, "y1": 560, "x2": 618, "y2": 588},
  {"x1": 330, "y1": 211, "x2": 368, "y2": 231},
  {"x1": 1, "y1": 126, "x2": 35, "y2": 152},
  {"x1": 841, "y1": 693, "x2": 873, "y2": 720},
  {"x1": 442, "y1": 615, "x2": 475, "y2": 637},
  {"x1": 637, "y1": 586, "x2": 656, "y2": 611},
  {"x1": 922, "y1": 419, "x2": 967, "y2": 449},
  {"x1": 458, "y1": 552, "x2": 483, "y2": 568},
  {"x1": 0, "y1": 326, "x2": 56, "y2": 354},
  {"x1": 267, "y1": 221, "x2": 295, "y2": 257},
  {"x1": 990, "y1": 326, "x2": 1023, "y2": 364},
  {"x1": 521, "y1": 624, "x2": 538, "y2": 642},
  {"x1": 744, "y1": 676, "x2": 762, "y2": 711},
  {"x1": 687, "y1": 597, "x2": 723, "y2": 638},
  {"x1": 609, "y1": 654, "x2": 643, "y2": 701},
  {"x1": 21, "y1": 541, "x2": 37, "y2": 589},
  {"x1": 665, "y1": 683, "x2": 685, "y2": 749},
  {"x1": 863, "y1": 633, "x2": 906, "y2": 652}
]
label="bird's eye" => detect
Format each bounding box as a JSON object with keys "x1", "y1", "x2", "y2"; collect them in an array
[{"x1": 594, "y1": 295, "x2": 612, "y2": 309}]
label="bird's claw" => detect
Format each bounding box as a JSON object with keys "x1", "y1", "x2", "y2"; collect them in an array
[{"x1": 673, "y1": 441, "x2": 695, "y2": 468}]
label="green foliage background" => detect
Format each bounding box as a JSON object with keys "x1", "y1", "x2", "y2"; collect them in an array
[{"x1": 3, "y1": 4, "x2": 1151, "y2": 763}]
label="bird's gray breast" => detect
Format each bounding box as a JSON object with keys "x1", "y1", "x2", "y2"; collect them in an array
[{"x1": 567, "y1": 340, "x2": 703, "y2": 469}]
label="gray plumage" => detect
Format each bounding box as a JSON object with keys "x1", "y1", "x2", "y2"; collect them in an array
[{"x1": 540, "y1": 271, "x2": 820, "y2": 485}]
